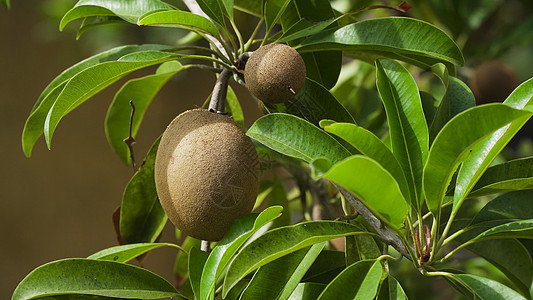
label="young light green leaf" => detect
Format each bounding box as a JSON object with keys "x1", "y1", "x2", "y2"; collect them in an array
[
  {"x1": 454, "y1": 78, "x2": 533, "y2": 212},
  {"x1": 44, "y1": 51, "x2": 181, "y2": 148},
  {"x1": 377, "y1": 276, "x2": 408, "y2": 300},
  {"x1": 318, "y1": 260, "x2": 383, "y2": 300},
  {"x1": 226, "y1": 85, "x2": 244, "y2": 127},
  {"x1": 138, "y1": 10, "x2": 220, "y2": 38},
  {"x1": 469, "y1": 157, "x2": 533, "y2": 197},
  {"x1": 199, "y1": 206, "x2": 283, "y2": 300},
  {"x1": 247, "y1": 113, "x2": 351, "y2": 164},
  {"x1": 447, "y1": 273, "x2": 527, "y2": 300},
  {"x1": 472, "y1": 220, "x2": 533, "y2": 241},
  {"x1": 324, "y1": 122, "x2": 410, "y2": 204},
  {"x1": 22, "y1": 44, "x2": 171, "y2": 157},
  {"x1": 264, "y1": 78, "x2": 355, "y2": 127},
  {"x1": 240, "y1": 243, "x2": 325, "y2": 300},
  {"x1": 298, "y1": 17, "x2": 464, "y2": 71},
  {"x1": 429, "y1": 76, "x2": 476, "y2": 144},
  {"x1": 189, "y1": 247, "x2": 209, "y2": 300},
  {"x1": 120, "y1": 137, "x2": 168, "y2": 243},
  {"x1": 87, "y1": 243, "x2": 181, "y2": 263},
  {"x1": 12, "y1": 258, "x2": 180, "y2": 300},
  {"x1": 60, "y1": 0, "x2": 173, "y2": 30},
  {"x1": 423, "y1": 104, "x2": 532, "y2": 217},
  {"x1": 288, "y1": 283, "x2": 327, "y2": 300},
  {"x1": 222, "y1": 221, "x2": 367, "y2": 297},
  {"x1": 321, "y1": 156, "x2": 408, "y2": 229},
  {"x1": 376, "y1": 59, "x2": 428, "y2": 211},
  {"x1": 105, "y1": 61, "x2": 182, "y2": 164}
]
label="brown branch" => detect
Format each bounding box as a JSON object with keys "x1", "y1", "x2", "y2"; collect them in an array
[
  {"x1": 208, "y1": 68, "x2": 232, "y2": 114},
  {"x1": 123, "y1": 100, "x2": 138, "y2": 173}
]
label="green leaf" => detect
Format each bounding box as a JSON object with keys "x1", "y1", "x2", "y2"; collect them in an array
[
  {"x1": 377, "y1": 276, "x2": 408, "y2": 300},
  {"x1": 138, "y1": 10, "x2": 220, "y2": 38},
  {"x1": 324, "y1": 122, "x2": 410, "y2": 204},
  {"x1": 174, "y1": 236, "x2": 201, "y2": 277},
  {"x1": 281, "y1": 0, "x2": 342, "y2": 88},
  {"x1": 469, "y1": 157, "x2": 533, "y2": 197},
  {"x1": 226, "y1": 85, "x2": 244, "y2": 127},
  {"x1": 222, "y1": 221, "x2": 367, "y2": 297},
  {"x1": 240, "y1": 243, "x2": 325, "y2": 300},
  {"x1": 429, "y1": 77, "x2": 476, "y2": 144},
  {"x1": 376, "y1": 59, "x2": 428, "y2": 211},
  {"x1": 302, "y1": 250, "x2": 345, "y2": 283},
  {"x1": 454, "y1": 78, "x2": 533, "y2": 212},
  {"x1": 447, "y1": 273, "x2": 526, "y2": 299},
  {"x1": 298, "y1": 17, "x2": 464, "y2": 71},
  {"x1": 220, "y1": 0, "x2": 234, "y2": 19},
  {"x1": 264, "y1": 78, "x2": 355, "y2": 127},
  {"x1": 472, "y1": 190, "x2": 533, "y2": 224},
  {"x1": 189, "y1": 247, "x2": 209, "y2": 300},
  {"x1": 199, "y1": 206, "x2": 283, "y2": 300},
  {"x1": 1, "y1": 0, "x2": 10, "y2": 10},
  {"x1": 120, "y1": 137, "x2": 167, "y2": 243},
  {"x1": 345, "y1": 222, "x2": 381, "y2": 265},
  {"x1": 264, "y1": 0, "x2": 292, "y2": 36},
  {"x1": 195, "y1": 0, "x2": 226, "y2": 26},
  {"x1": 12, "y1": 258, "x2": 180, "y2": 299},
  {"x1": 60, "y1": 0, "x2": 173, "y2": 30},
  {"x1": 247, "y1": 113, "x2": 351, "y2": 164},
  {"x1": 87, "y1": 243, "x2": 180, "y2": 263},
  {"x1": 105, "y1": 61, "x2": 182, "y2": 164},
  {"x1": 22, "y1": 44, "x2": 170, "y2": 157},
  {"x1": 288, "y1": 283, "x2": 327, "y2": 300},
  {"x1": 472, "y1": 220, "x2": 533, "y2": 241},
  {"x1": 277, "y1": 18, "x2": 338, "y2": 43},
  {"x1": 318, "y1": 260, "x2": 383, "y2": 300},
  {"x1": 322, "y1": 156, "x2": 408, "y2": 229},
  {"x1": 44, "y1": 50, "x2": 181, "y2": 148},
  {"x1": 234, "y1": 0, "x2": 262, "y2": 17},
  {"x1": 423, "y1": 104, "x2": 532, "y2": 217},
  {"x1": 77, "y1": 16, "x2": 124, "y2": 39}
]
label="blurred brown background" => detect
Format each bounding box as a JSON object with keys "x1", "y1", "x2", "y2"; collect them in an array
[{"x1": 0, "y1": 2, "x2": 260, "y2": 297}]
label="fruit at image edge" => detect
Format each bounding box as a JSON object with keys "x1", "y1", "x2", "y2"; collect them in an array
[
  {"x1": 244, "y1": 43, "x2": 306, "y2": 104},
  {"x1": 155, "y1": 109, "x2": 260, "y2": 241}
]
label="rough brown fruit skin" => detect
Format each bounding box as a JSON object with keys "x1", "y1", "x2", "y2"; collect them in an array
[
  {"x1": 244, "y1": 43, "x2": 306, "y2": 104},
  {"x1": 155, "y1": 109, "x2": 260, "y2": 241}
]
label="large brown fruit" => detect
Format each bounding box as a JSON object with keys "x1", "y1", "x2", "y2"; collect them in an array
[
  {"x1": 244, "y1": 43, "x2": 306, "y2": 103},
  {"x1": 155, "y1": 109, "x2": 260, "y2": 241}
]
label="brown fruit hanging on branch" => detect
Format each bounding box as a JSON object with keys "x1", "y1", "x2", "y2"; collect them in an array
[
  {"x1": 244, "y1": 43, "x2": 306, "y2": 104},
  {"x1": 154, "y1": 109, "x2": 260, "y2": 241}
]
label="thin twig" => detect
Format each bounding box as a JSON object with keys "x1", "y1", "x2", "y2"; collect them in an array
[{"x1": 123, "y1": 100, "x2": 137, "y2": 173}]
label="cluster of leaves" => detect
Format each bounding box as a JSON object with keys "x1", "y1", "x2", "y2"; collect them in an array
[{"x1": 12, "y1": 0, "x2": 533, "y2": 299}]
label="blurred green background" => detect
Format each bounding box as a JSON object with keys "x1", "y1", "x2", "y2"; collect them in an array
[{"x1": 1, "y1": 0, "x2": 533, "y2": 299}]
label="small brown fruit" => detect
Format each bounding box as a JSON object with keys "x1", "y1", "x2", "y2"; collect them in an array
[
  {"x1": 155, "y1": 109, "x2": 260, "y2": 241},
  {"x1": 244, "y1": 43, "x2": 306, "y2": 103}
]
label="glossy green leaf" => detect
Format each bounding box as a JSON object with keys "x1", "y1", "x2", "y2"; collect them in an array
[
  {"x1": 174, "y1": 236, "x2": 201, "y2": 278},
  {"x1": 377, "y1": 276, "x2": 408, "y2": 300},
  {"x1": 265, "y1": 78, "x2": 355, "y2": 127},
  {"x1": 324, "y1": 122, "x2": 410, "y2": 203},
  {"x1": 22, "y1": 44, "x2": 170, "y2": 157},
  {"x1": 423, "y1": 104, "x2": 532, "y2": 217},
  {"x1": 298, "y1": 17, "x2": 464, "y2": 71},
  {"x1": 448, "y1": 273, "x2": 526, "y2": 299},
  {"x1": 138, "y1": 10, "x2": 220, "y2": 37},
  {"x1": 302, "y1": 250, "x2": 345, "y2": 283},
  {"x1": 105, "y1": 61, "x2": 182, "y2": 164},
  {"x1": 77, "y1": 16, "x2": 124, "y2": 39},
  {"x1": 264, "y1": 0, "x2": 292, "y2": 36},
  {"x1": 199, "y1": 206, "x2": 283, "y2": 300},
  {"x1": 247, "y1": 113, "x2": 351, "y2": 164},
  {"x1": 469, "y1": 157, "x2": 533, "y2": 197},
  {"x1": 222, "y1": 221, "x2": 366, "y2": 297},
  {"x1": 240, "y1": 243, "x2": 325, "y2": 300},
  {"x1": 12, "y1": 258, "x2": 180, "y2": 299},
  {"x1": 195, "y1": 0, "x2": 226, "y2": 26},
  {"x1": 60, "y1": 0, "x2": 173, "y2": 30},
  {"x1": 281, "y1": 0, "x2": 342, "y2": 88},
  {"x1": 87, "y1": 243, "x2": 180, "y2": 263},
  {"x1": 454, "y1": 78, "x2": 533, "y2": 212},
  {"x1": 120, "y1": 138, "x2": 167, "y2": 243},
  {"x1": 277, "y1": 18, "x2": 337, "y2": 43},
  {"x1": 288, "y1": 283, "x2": 327, "y2": 300},
  {"x1": 234, "y1": 0, "x2": 262, "y2": 17},
  {"x1": 473, "y1": 220, "x2": 533, "y2": 241},
  {"x1": 376, "y1": 59, "x2": 428, "y2": 210},
  {"x1": 472, "y1": 190, "x2": 533, "y2": 224},
  {"x1": 323, "y1": 156, "x2": 408, "y2": 229},
  {"x1": 226, "y1": 85, "x2": 244, "y2": 127},
  {"x1": 318, "y1": 260, "x2": 383, "y2": 300},
  {"x1": 189, "y1": 247, "x2": 209, "y2": 300},
  {"x1": 44, "y1": 50, "x2": 181, "y2": 148},
  {"x1": 345, "y1": 224, "x2": 381, "y2": 266}
]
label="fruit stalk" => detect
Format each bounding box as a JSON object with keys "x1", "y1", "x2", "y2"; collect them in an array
[{"x1": 209, "y1": 68, "x2": 232, "y2": 114}]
